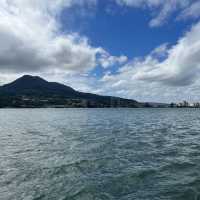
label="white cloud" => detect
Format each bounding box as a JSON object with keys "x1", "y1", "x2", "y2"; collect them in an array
[
  {"x1": 96, "y1": 21, "x2": 200, "y2": 102},
  {"x1": 0, "y1": 0, "x2": 124, "y2": 82},
  {"x1": 133, "y1": 21, "x2": 200, "y2": 86},
  {"x1": 98, "y1": 49, "x2": 128, "y2": 68},
  {"x1": 0, "y1": 0, "x2": 97, "y2": 73},
  {"x1": 178, "y1": 1, "x2": 200, "y2": 20},
  {"x1": 115, "y1": 0, "x2": 198, "y2": 27}
]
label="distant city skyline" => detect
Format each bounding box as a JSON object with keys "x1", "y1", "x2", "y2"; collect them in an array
[{"x1": 0, "y1": 0, "x2": 200, "y2": 103}]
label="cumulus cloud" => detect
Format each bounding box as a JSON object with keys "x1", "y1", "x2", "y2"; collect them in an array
[
  {"x1": 0, "y1": 0, "x2": 124, "y2": 80},
  {"x1": 115, "y1": 0, "x2": 199, "y2": 27},
  {"x1": 98, "y1": 49, "x2": 128, "y2": 68},
  {"x1": 96, "y1": 21, "x2": 200, "y2": 102},
  {"x1": 132, "y1": 22, "x2": 200, "y2": 86}
]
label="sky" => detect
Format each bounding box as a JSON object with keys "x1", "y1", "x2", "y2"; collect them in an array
[{"x1": 1, "y1": 0, "x2": 200, "y2": 103}]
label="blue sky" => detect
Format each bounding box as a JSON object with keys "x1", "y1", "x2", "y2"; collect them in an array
[
  {"x1": 1, "y1": 0, "x2": 200, "y2": 102},
  {"x1": 63, "y1": 1, "x2": 187, "y2": 58}
]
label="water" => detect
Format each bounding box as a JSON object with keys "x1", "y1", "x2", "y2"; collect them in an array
[{"x1": 1, "y1": 108, "x2": 200, "y2": 200}]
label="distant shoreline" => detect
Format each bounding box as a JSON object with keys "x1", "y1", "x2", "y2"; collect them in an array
[{"x1": 1, "y1": 106, "x2": 198, "y2": 109}]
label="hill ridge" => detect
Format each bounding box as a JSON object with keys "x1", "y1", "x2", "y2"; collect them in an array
[{"x1": 0, "y1": 75, "x2": 142, "y2": 108}]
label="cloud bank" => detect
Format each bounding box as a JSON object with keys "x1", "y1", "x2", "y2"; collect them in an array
[
  {"x1": 0, "y1": 0, "x2": 125, "y2": 80},
  {"x1": 97, "y1": 21, "x2": 200, "y2": 102}
]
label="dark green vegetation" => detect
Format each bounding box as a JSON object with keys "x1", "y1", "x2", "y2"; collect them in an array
[{"x1": 0, "y1": 75, "x2": 145, "y2": 108}]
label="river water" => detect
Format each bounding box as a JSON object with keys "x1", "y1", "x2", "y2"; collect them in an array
[{"x1": 1, "y1": 108, "x2": 200, "y2": 200}]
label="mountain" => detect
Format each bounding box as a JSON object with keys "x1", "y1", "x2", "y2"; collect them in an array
[
  {"x1": 0, "y1": 75, "x2": 143, "y2": 108},
  {"x1": 0, "y1": 75, "x2": 76, "y2": 97}
]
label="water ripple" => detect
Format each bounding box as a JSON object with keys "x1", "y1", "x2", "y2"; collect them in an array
[{"x1": 1, "y1": 108, "x2": 200, "y2": 200}]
